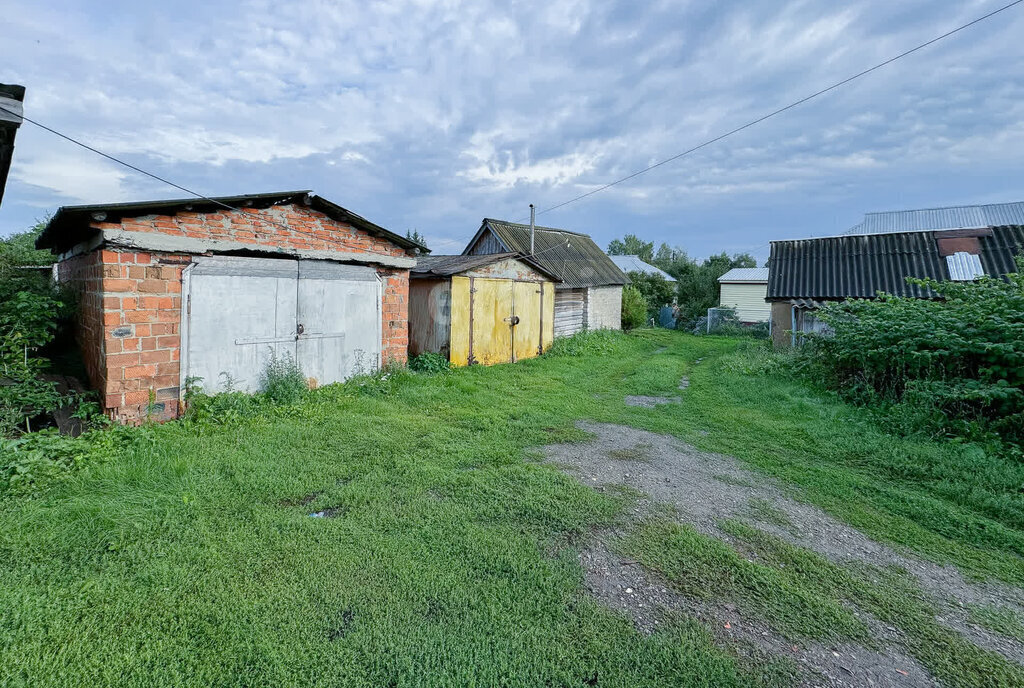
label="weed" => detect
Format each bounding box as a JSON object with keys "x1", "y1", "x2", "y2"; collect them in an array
[
  {"x1": 259, "y1": 351, "x2": 308, "y2": 405},
  {"x1": 746, "y1": 498, "x2": 794, "y2": 529},
  {"x1": 409, "y1": 352, "x2": 450, "y2": 374}
]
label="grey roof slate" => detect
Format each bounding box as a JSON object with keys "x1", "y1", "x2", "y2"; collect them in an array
[
  {"x1": 411, "y1": 252, "x2": 560, "y2": 281},
  {"x1": 463, "y1": 219, "x2": 629, "y2": 289}
]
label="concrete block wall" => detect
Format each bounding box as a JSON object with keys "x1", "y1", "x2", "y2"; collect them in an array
[{"x1": 586, "y1": 286, "x2": 623, "y2": 330}]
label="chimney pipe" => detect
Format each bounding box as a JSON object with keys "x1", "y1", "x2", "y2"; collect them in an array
[{"x1": 529, "y1": 204, "x2": 536, "y2": 255}]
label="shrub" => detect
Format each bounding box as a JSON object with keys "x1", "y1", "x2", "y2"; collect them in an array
[
  {"x1": 810, "y1": 261, "x2": 1024, "y2": 444},
  {"x1": 409, "y1": 352, "x2": 450, "y2": 373},
  {"x1": 259, "y1": 352, "x2": 308, "y2": 405},
  {"x1": 625, "y1": 272, "x2": 675, "y2": 321},
  {"x1": 620, "y1": 286, "x2": 648, "y2": 330}
]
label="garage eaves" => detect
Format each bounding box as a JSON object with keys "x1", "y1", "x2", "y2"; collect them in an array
[{"x1": 36, "y1": 190, "x2": 428, "y2": 257}]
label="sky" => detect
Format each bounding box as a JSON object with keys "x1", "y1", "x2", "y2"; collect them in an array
[{"x1": 3, "y1": 0, "x2": 1024, "y2": 262}]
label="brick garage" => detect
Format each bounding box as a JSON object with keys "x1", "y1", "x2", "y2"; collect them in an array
[{"x1": 37, "y1": 191, "x2": 422, "y2": 423}]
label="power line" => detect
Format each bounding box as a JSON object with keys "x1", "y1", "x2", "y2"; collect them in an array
[
  {"x1": 0, "y1": 104, "x2": 369, "y2": 247},
  {"x1": 534, "y1": 0, "x2": 1024, "y2": 217}
]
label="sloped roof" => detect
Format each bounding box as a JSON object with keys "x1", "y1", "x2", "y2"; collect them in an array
[
  {"x1": 718, "y1": 267, "x2": 769, "y2": 283},
  {"x1": 463, "y1": 219, "x2": 629, "y2": 289},
  {"x1": 411, "y1": 252, "x2": 559, "y2": 281},
  {"x1": 0, "y1": 84, "x2": 25, "y2": 208},
  {"x1": 609, "y1": 255, "x2": 676, "y2": 281},
  {"x1": 37, "y1": 190, "x2": 425, "y2": 254},
  {"x1": 845, "y1": 201, "x2": 1024, "y2": 236},
  {"x1": 767, "y1": 225, "x2": 1024, "y2": 301}
]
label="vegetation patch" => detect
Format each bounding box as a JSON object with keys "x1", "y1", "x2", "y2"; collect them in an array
[{"x1": 968, "y1": 604, "x2": 1024, "y2": 644}]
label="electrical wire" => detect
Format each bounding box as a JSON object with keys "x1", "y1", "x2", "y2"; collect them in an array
[
  {"x1": 533, "y1": 0, "x2": 1024, "y2": 217},
  {"x1": 0, "y1": 103, "x2": 400, "y2": 248}
]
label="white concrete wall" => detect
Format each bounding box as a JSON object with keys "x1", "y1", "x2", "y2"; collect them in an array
[
  {"x1": 586, "y1": 286, "x2": 622, "y2": 330},
  {"x1": 719, "y1": 282, "x2": 770, "y2": 322}
]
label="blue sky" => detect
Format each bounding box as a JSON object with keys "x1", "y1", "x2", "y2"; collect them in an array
[{"x1": 3, "y1": 0, "x2": 1023, "y2": 262}]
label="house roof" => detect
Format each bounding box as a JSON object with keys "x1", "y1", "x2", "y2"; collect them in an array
[
  {"x1": 463, "y1": 218, "x2": 629, "y2": 289},
  {"x1": 410, "y1": 252, "x2": 560, "y2": 281},
  {"x1": 718, "y1": 267, "x2": 769, "y2": 283},
  {"x1": 36, "y1": 190, "x2": 426, "y2": 254},
  {"x1": 767, "y1": 225, "x2": 1024, "y2": 301},
  {"x1": 845, "y1": 201, "x2": 1024, "y2": 236},
  {"x1": 0, "y1": 84, "x2": 25, "y2": 208},
  {"x1": 609, "y1": 255, "x2": 676, "y2": 281}
]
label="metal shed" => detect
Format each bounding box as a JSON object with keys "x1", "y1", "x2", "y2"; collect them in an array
[{"x1": 409, "y1": 253, "x2": 558, "y2": 366}]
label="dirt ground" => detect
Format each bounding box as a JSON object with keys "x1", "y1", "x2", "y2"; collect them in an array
[{"x1": 543, "y1": 419, "x2": 1024, "y2": 688}]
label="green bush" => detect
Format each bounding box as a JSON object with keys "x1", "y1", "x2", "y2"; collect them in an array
[
  {"x1": 620, "y1": 286, "x2": 648, "y2": 330},
  {"x1": 409, "y1": 352, "x2": 450, "y2": 373},
  {"x1": 259, "y1": 352, "x2": 308, "y2": 405},
  {"x1": 625, "y1": 272, "x2": 675, "y2": 320},
  {"x1": 810, "y1": 261, "x2": 1024, "y2": 445}
]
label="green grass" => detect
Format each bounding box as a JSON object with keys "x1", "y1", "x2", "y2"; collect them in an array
[
  {"x1": 1, "y1": 330, "x2": 1022, "y2": 686},
  {"x1": 968, "y1": 604, "x2": 1024, "y2": 643}
]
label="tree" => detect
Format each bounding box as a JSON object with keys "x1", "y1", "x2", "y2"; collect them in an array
[
  {"x1": 674, "y1": 252, "x2": 759, "y2": 326},
  {"x1": 606, "y1": 234, "x2": 654, "y2": 262},
  {"x1": 620, "y1": 286, "x2": 647, "y2": 330},
  {"x1": 406, "y1": 229, "x2": 428, "y2": 249},
  {"x1": 626, "y1": 272, "x2": 675, "y2": 321}
]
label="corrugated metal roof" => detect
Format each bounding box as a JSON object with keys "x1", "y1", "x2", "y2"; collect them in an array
[
  {"x1": 0, "y1": 83, "x2": 25, "y2": 208},
  {"x1": 37, "y1": 191, "x2": 425, "y2": 254},
  {"x1": 718, "y1": 267, "x2": 769, "y2": 283},
  {"x1": 463, "y1": 219, "x2": 629, "y2": 289},
  {"x1": 410, "y1": 252, "x2": 559, "y2": 281},
  {"x1": 767, "y1": 225, "x2": 1024, "y2": 300},
  {"x1": 945, "y1": 252, "x2": 984, "y2": 281},
  {"x1": 846, "y1": 201, "x2": 1024, "y2": 235},
  {"x1": 609, "y1": 255, "x2": 676, "y2": 281}
]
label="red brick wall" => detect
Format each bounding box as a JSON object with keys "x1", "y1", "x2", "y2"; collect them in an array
[
  {"x1": 93, "y1": 204, "x2": 409, "y2": 259},
  {"x1": 58, "y1": 202, "x2": 414, "y2": 421},
  {"x1": 379, "y1": 269, "x2": 410, "y2": 365}
]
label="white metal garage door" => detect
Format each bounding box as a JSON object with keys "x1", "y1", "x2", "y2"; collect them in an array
[{"x1": 182, "y1": 256, "x2": 381, "y2": 394}]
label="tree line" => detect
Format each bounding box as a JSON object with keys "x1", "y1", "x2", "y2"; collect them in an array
[{"x1": 606, "y1": 234, "x2": 757, "y2": 326}]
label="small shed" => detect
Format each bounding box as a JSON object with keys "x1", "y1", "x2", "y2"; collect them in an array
[
  {"x1": 36, "y1": 190, "x2": 424, "y2": 422},
  {"x1": 409, "y1": 253, "x2": 558, "y2": 366},
  {"x1": 463, "y1": 219, "x2": 629, "y2": 336},
  {"x1": 717, "y1": 267, "x2": 770, "y2": 323}
]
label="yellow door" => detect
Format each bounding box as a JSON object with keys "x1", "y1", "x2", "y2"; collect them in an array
[
  {"x1": 512, "y1": 281, "x2": 542, "y2": 361},
  {"x1": 470, "y1": 278, "x2": 513, "y2": 365},
  {"x1": 450, "y1": 276, "x2": 472, "y2": 366},
  {"x1": 541, "y1": 282, "x2": 554, "y2": 353}
]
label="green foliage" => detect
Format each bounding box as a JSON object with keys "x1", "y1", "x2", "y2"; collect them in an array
[
  {"x1": 605, "y1": 234, "x2": 654, "y2": 262},
  {"x1": 409, "y1": 352, "x2": 450, "y2": 374},
  {"x1": 406, "y1": 229, "x2": 428, "y2": 249},
  {"x1": 259, "y1": 352, "x2": 309, "y2": 405},
  {"x1": 625, "y1": 271, "x2": 675, "y2": 320},
  {"x1": 546, "y1": 328, "x2": 622, "y2": 357},
  {"x1": 0, "y1": 224, "x2": 77, "y2": 436},
  {"x1": 810, "y1": 261, "x2": 1024, "y2": 445},
  {"x1": 620, "y1": 285, "x2": 648, "y2": 330},
  {"x1": 693, "y1": 307, "x2": 770, "y2": 339}
]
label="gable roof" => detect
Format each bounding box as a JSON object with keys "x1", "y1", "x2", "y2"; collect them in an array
[
  {"x1": 718, "y1": 267, "x2": 769, "y2": 283},
  {"x1": 609, "y1": 255, "x2": 676, "y2": 281},
  {"x1": 845, "y1": 201, "x2": 1024, "y2": 236},
  {"x1": 463, "y1": 218, "x2": 628, "y2": 289},
  {"x1": 411, "y1": 252, "x2": 560, "y2": 281},
  {"x1": 767, "y1": 225, "x2": 1024, "y2": 301},
  {"x1": 37, "y1": 190, "x2": 426, "y2": 254}
]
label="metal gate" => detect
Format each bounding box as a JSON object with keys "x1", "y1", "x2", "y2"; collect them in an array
[
  {"x1": 181, "y1": 256, "x2": 381, "y2": 393},
  {"x1": 449, "y1": 276, "x2": 549, "y2": 366}
]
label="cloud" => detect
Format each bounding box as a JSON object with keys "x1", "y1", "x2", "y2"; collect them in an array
[{"x1": 3, "y1": 0, "x2": 1024, "y2": 265}]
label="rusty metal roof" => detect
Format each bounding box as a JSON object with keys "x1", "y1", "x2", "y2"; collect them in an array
[
  {"x1": 411, "y1": 252, "x2": 560, "y2": 281},
  {"x1": 463, "y1": 219, "x2": 629, "y2": 289},
  {"x1": 767, "y1": 225, "x2": 1024, "y2": 301},
  {"x1": 37, "y1": 190, "x2": 425, "y2": 254}
]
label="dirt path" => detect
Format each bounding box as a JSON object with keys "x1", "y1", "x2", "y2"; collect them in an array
[{"x1": 543, "y1": 421, "x2": 1024, "y2": 686}]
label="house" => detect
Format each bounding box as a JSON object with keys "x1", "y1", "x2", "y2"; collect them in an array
[
  {"x1": 609, "y1": 254, "x2": 676, "y2": 281},
  {"x1": 767, "y1": 221, "x2": 1024, "y2": 347},
  {"x1": 717, "y1": 267, "x2": 770, "y2": 323},
  {"x1": 463, "y1": 219, "x2": 629, "y2": 336},
  {"x1": 0, "y1": 83, "x2": 25, "y2": 206},
  {"x1": 35, "y1": 190, "x2": 424, "y2": 421},
  {"x1": 408, "y1": 253, "x2": 559, "y2": 366}
]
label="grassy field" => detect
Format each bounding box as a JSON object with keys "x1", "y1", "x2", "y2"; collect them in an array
[{"x1": 2, "y1": 330, "x2": 1022, "y2": 686}]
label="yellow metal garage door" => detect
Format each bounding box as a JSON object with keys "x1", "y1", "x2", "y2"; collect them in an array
[{"x1": 449, "y1": 277, "x2": 555, "y2": 367}]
